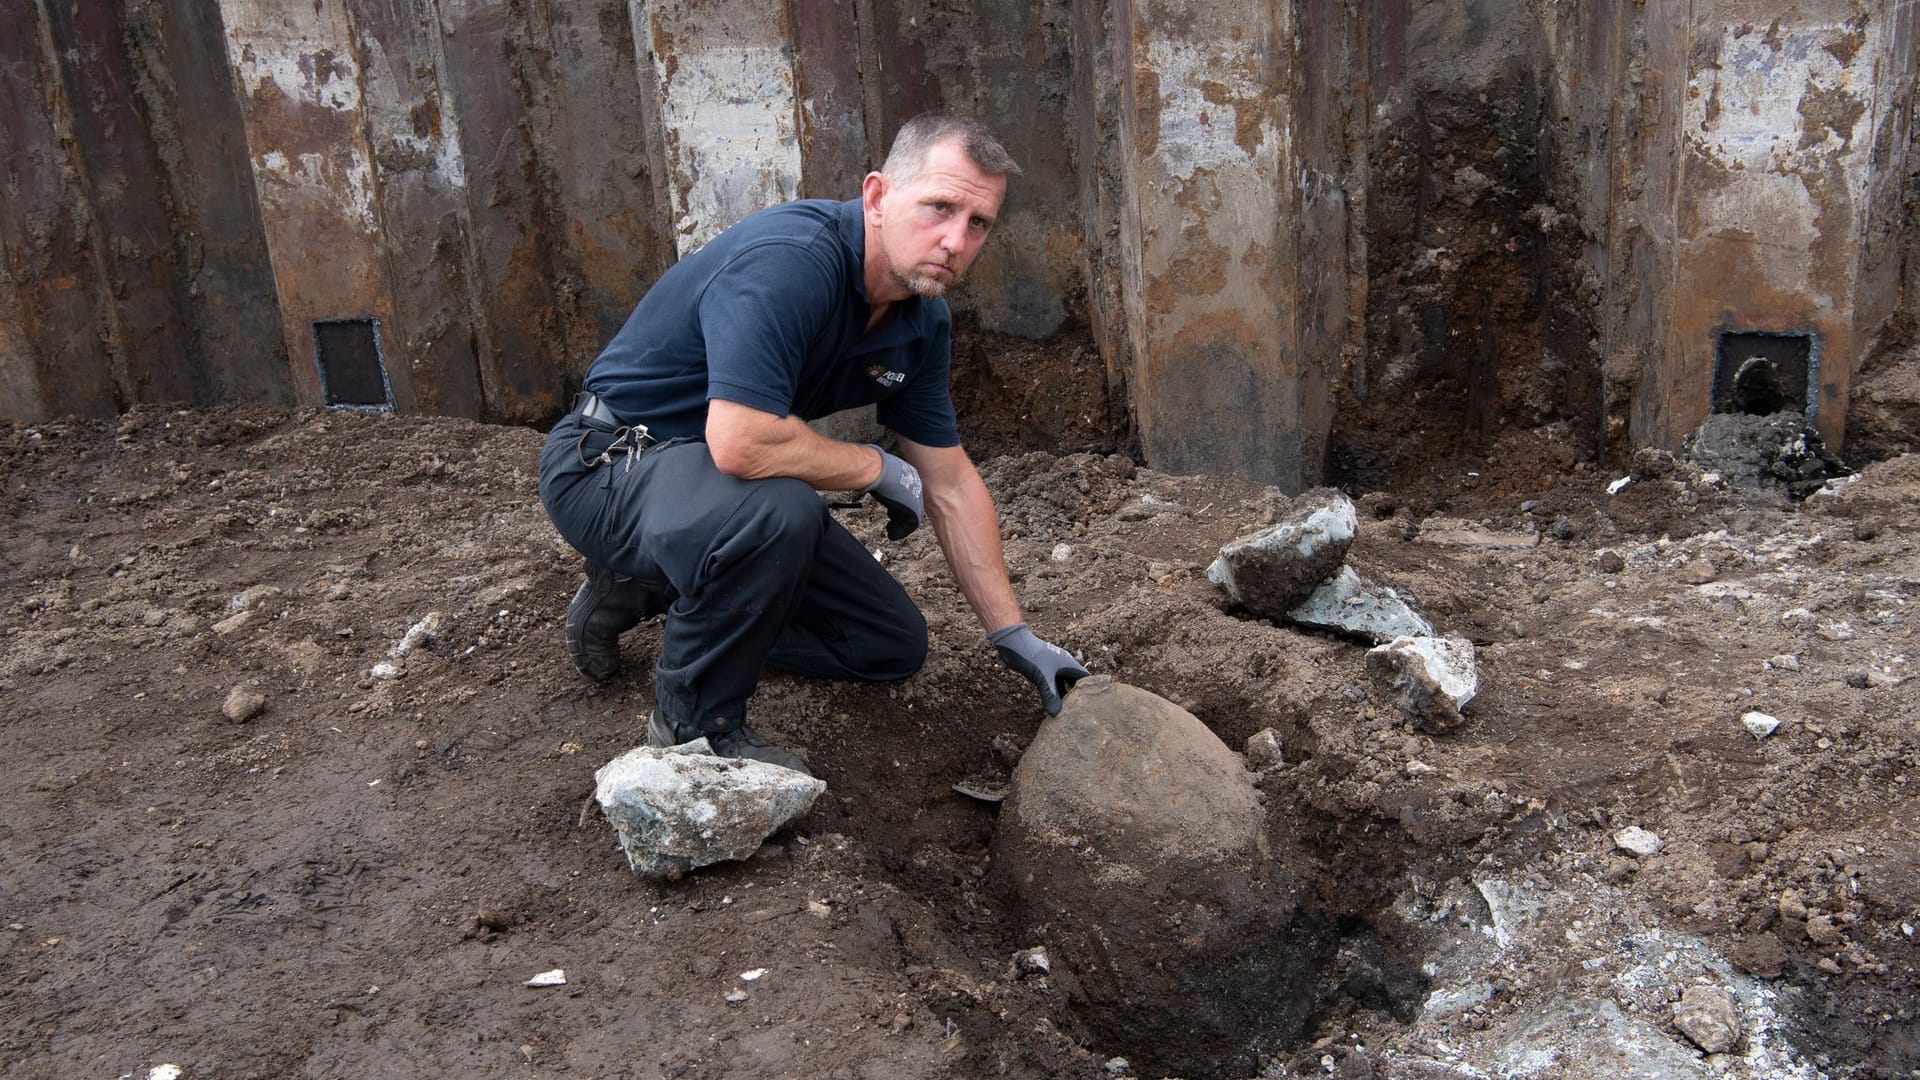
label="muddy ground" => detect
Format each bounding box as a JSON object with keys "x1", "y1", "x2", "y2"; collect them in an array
[{"x1": 2, "y1": 368, "x2": 1917, "y2": 1078}]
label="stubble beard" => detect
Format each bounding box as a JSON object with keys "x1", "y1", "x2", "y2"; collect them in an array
[{"x1": 893, "y1": 268, "x2": 948, "y2": 299}]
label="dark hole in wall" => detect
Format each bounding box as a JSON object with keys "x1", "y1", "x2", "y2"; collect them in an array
[
  {"x1": 314, "y1": 318, "x2": 391, "y2": 408},
  {"x1": 1714, "y1": 330, "x2": 1813, "y2": 417}
]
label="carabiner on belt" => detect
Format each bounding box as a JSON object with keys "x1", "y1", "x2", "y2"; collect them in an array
[{"x1": 575, "y1": 423, "x2": 656, "y2": 472}]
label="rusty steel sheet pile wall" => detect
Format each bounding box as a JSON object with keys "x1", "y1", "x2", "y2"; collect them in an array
[
  {"x1": 1652, "y1": 2, "x2": 1916, "y2": 449},
  {"x1": 1, "y1": 0, "x2": 290, "y2": 423},
  {"x1": 3, "y1": 0, "x2": 1917, "y2": 488},
  {"x1": 1104, "y1": 0, "x2": 1334, "y2": 490}
]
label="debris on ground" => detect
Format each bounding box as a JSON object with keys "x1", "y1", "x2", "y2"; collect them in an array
[{"x1": 593, "y1": 739, "x2": 827, "y2": 880}]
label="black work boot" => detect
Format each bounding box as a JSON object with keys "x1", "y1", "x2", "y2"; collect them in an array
[
  {"x1": 648, "y1": 712, "x2": 812, "y2": 776},
  {"x1": 564, "y1": 560, "x2": 667, "y2": 682}
]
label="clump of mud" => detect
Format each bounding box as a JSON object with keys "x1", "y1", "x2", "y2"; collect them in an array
[{"x1": 1683, "y1": 411, "x2": 1850, "y2": 501}]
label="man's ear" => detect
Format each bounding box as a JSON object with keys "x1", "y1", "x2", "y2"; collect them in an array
[{"x1": 861, "y1": 171, "x2": 887, "y2": 217}]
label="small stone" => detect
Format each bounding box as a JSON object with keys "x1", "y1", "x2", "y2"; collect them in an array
[
  {"x1": 1853, "y1": 519, "x2": 1880, "y2": 541},
  {"x1": 1244, "y1": 729, "x2": 1286, "y2": 771},
  {"x1": 1766, "y1": 654, "x2": 1800, "y2": 672},
  {"x1": 1844, "y1": 671, "x2": 1870, "y2": 689},
  {"x1": 1679, "y1": 558, "x2": 1718, "y2": 585},
  {"x1": 1549, "y1": 516, "x2": 1576, "y2": 540},
  {"x1": 148, "y1": 1067, "x2": 184, "y2": 1080},
  {"x1": 388, "y1": 611, "x2": 444, "y2": 659},
  {"x1": 724, "y1": 989, "x2": 748, "y2": 1003},
  {"x1": 211, "y1": 609, "x2": 253, "y2": 636},
  {"x1": 1777, "y1": 890, "x2": 1807, "y2": 921},
  {"x1": 222, "y1": 687, "x2": 267, "y2": 724},
  {"x1": 807, "y1": 900, "x2": 832, "y2": 919},
  {"x1": 369, "y1": 661, "x2": 402, "y2": 680},
  {"x1": 1014, "y1": 946, "x2": 1051, "y2": 977},
  {"x1": 1741, "y1": 712, "x2": 1780, "y2": 739},
  {"x1": 1603, "y1": 857, "x2": 1637, "y2": 882},
  {"x1": 1672, "y1": 985, "x2": 1741, "y2": 1054},
  {"x1": 1597, "y1": 550, "x2": 1625, "y2": 573},
  {"x1": 1104, "y1": 1057, "x2": 1132, "y2": 1076},
  {"x1": 1805, "y1": 914, "x2": 1841, "y2": 946},
  {"x1": 524, "y1": 969, "x2": 566, "y2": 987},
  {"x1": 1613, "y1": 826, "x2": 1663, "y2": 857},
  {"x1": 1519, "y1": 500, "x2": 1540, "y2": 513},
  {"x1": 1050, "y1": 543, "x2": 1073, "y2": 562}
]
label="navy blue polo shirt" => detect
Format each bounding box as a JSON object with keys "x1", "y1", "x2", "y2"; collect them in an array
[{"x1": 583, "y1": 198, "x2": 961, "y2": 448}]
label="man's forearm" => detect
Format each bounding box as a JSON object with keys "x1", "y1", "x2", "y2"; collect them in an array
[
  {"x1": 706, "y1": 400, "x2": 883, "y2": 490},
  {"x1": 925, "y1": 469, "x2": 1023, "y2": 633}
]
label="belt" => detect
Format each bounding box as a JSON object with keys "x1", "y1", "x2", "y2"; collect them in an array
[
  {"x1": 571, "y1": 391, "x2": 655, "y2": 470},
  {"x1": 575, "y1": 391, "x2": 623, "y2": 427}
]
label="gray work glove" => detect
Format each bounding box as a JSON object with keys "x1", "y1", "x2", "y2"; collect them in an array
[
  {"x1": 989, "y1": 623, "x2": 1090, "y2": 716},
  {"x1": 863, "y1": 445, "x2": 924, "y2": 540}
]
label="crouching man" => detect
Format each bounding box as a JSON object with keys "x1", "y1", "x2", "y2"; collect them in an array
[{"x1": 537, "y1": 113, "x2": 1088, "y2": 774}]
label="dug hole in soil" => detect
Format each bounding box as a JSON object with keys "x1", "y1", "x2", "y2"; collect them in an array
[{"x1": 3, "y1": 352, "x2": 1918, "y2": 1078}]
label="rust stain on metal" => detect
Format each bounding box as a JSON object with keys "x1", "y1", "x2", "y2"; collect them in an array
[
  {"x1": 1141, "y1": 241, "x2": 1230, "y2": 316},
  {"x1": 1796, "y1": 84, "x2": 1866, "y2": 150}
]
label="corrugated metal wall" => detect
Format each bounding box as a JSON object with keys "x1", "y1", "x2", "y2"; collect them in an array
[{"x1": 2, "y1": 0, "x2": 1914, "y2": 486}]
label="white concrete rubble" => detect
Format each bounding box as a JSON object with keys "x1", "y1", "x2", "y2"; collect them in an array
[
  {"x1": 1207, "y1": 489, "x2": 1357, "y2": 616},
  {"x1": 1287, "y1": 565, "x2": 1435, "y2": 643},
  {"x1": 594, "y1": 739, "x2": 825, "y2": 880},
  {"x1": 1364, "y1": 635, "x2": 1478, "y2": 733},
  {"x1": 1614, "y1": 826, "x2": 1665, "y2": 857}
]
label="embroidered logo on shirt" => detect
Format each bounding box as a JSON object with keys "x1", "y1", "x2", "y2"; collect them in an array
[{"x1": 867, "y1": 365, "x2": 906, "y2": 389}]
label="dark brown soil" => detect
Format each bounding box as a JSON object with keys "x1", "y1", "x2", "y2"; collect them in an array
[{"x1": 3, "y1": 373, "x2": 1917, "y2": 1077}]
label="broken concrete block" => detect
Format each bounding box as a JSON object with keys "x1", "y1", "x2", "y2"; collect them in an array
[
  {"x1": 1287, "y1": 565, "x2": 1434, "y2": 643},
  {"x1": 992, "y1": 677, "x2": 1334, "y2": 1078},
  {"x1": 593, "y1": 740, "x2": 825, "y2": 881},
  {"x1": 1207, "y1": 488, "x2": 1357, "y2": 616},
  {"x1": 1365, "y1": 635, "x2": 1478, "y2": 733}
]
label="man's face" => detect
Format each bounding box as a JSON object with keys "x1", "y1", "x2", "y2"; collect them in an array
[{"x1": 865, "y1": 138, "x2": 1007, "y2": 302}]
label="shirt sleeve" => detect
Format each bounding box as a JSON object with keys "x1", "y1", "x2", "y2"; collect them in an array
[{"x1": 698, "y1": 239, "x2": 841, "y2": 418}]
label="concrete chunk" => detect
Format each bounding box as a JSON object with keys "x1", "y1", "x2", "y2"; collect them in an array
[
  {"x1": 1207, "y1": 489, "x2": 1357, "y2": 616},
  {"x1": 1365, "y1": 635, "x2": 1478, "y2": 733},
  {"x1": 593, "y1": 740, "x2": 825, "y2": 880},
  {"x1": 1288, "y1": 565, "x2": 1434, "y2": 643}
]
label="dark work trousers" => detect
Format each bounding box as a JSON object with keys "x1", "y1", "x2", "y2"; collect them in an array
[{"x1": 538, "y1": 411, "x2": 928, "y2": 732}]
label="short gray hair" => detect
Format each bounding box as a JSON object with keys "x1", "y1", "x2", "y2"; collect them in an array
[{"x1": 881, "y1": 113, "x2": 1021, "y2": 186}]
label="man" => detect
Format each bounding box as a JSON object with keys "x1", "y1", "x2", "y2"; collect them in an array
[{"x1": 538, "y1": 113, "x2": 1088, "y2": 775}]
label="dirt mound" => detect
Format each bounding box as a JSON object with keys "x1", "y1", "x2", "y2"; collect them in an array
[{"x1": 2, "y1": 406, "x2": 1916, "y2": 1077}]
